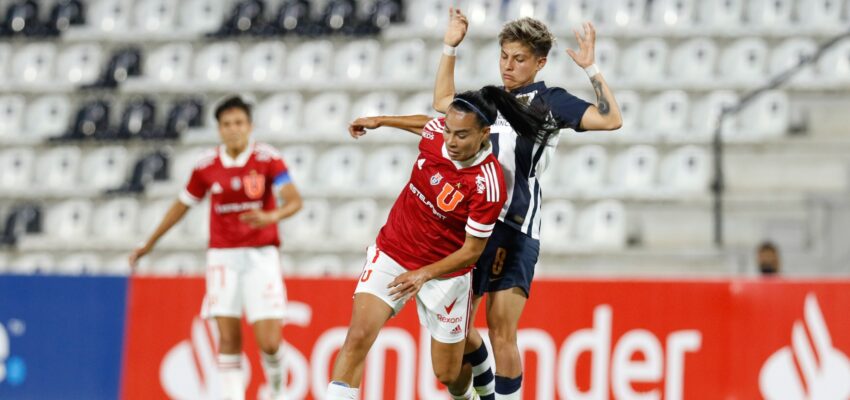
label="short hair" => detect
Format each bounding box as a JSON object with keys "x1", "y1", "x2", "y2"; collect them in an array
[
  {"x1": 498, "y1": 17, "x2": 555, "y2": 58},
  {"x1": 214, "y1": 96, "x2": 252, "y2": 121}
]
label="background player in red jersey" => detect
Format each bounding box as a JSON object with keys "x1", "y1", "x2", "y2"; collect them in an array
[
  {"x1": 325, "y1": 86, "x2": 558, "y2": 400},
  {"x1": 128, "y1": 96, "x2": 302, "y2": 400}
]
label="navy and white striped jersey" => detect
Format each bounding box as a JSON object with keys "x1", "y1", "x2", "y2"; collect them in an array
[{"x1": 489, "y1": 81, "x2": 591, "y2": 239}]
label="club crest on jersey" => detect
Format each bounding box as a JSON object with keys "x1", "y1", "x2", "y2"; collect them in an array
[
  {"x1": 430, "y1": 172, "x2": 443, "y2": 186},
  {"x1": 243, "y1": 171, "x2": 265, "y2": 199},
  {"x1": 475, "y1": 175, "x2": 486, "y2": 194}
]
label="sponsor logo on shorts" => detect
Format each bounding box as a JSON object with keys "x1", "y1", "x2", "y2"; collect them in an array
[
  {"x1": 450, "y1": 324, "x2": 463, "y2": 335},
  {"x1": 437, "y1": 314, "x2": 463, "y2": 324},
  {"x1": 444, "y1": 298, "x2": 458, "y2": 314}
]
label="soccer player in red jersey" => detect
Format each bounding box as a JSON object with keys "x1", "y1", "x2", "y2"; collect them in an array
[
  {"x1": 129, "y1": 96, "x2": 302, "y2": 400},
  {"x1": 325, "y1": 86, "x2": 558, "y2": 400}
]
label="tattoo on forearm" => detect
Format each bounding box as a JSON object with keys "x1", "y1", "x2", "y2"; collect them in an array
[{"x1": 591, "y1": 77, "x2": 610, "y2": 115}]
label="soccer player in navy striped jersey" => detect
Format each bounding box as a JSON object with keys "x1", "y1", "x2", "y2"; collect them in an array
[{"x1": 434, "y1": 9, "x2": 624, "y2": 400}]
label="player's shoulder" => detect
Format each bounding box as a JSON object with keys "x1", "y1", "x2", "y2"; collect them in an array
[
  {"x1": 421, "y1": 117, "x2": 445, "y2": 140},
  {"x1": 252, "y1": 142, "x2": 283, "y2": 162},
  {"x1": 193, "y1": 147, "x2": 219, "y2": 171},
  {"x1": 471, "y1": 158, "x2": 504, "y2": 201}
]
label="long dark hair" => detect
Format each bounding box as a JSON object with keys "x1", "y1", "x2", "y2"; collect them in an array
[{"x1": 450, "y1": 85, "x2": 558, "y2": 146}]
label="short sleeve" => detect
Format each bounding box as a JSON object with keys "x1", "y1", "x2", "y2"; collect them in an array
[
  {"x1": 418, "y1": 117, "x2": 444, "y2": 154},
  {"x1": 543, "y1": 88, "x2": 592, "y2": 131},
  {"x1": 179, "y1": 167, "x2": 208, "y2": 206},
  {"x1": 270, "y1": 156, "x2": 292, "y2": 187},
  {"x1": 465, "y1": 161, "x2": 507, "y2": 238}
]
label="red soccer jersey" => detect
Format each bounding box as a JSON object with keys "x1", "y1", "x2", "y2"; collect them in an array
[
  {"x1": 376, "y1": 117, "x2": 507, "y2": 278},
  {"x1": 179, "y1": 141, "x2": 291, "y2": 249}
]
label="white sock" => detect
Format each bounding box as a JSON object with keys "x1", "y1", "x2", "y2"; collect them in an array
[
  {"x1": 326, "y1": 381, "x2": 360, "y2": 400},
  {"x1": 218, "y1": 353, "x2": 244, "y2": 400},
  {"x1": 449, "y1": 379, "x2": 475, "y2": 400},
  {"x1": 261, "y1": 348, "x2": 284, "y2": 398}
]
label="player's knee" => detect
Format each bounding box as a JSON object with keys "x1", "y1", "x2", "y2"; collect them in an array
[
  {"x1": 257, "y1": 338, "x2": 280, "y2": 355},
  {"x1": 343, "y1": 326, "x2": 374, "y2": 352},
  {"x1": 433, "y1": 363, "x2": 461, "y2": 387},
  {"x1": 218, "y1": 333, "x2": 242, "y2": 354},
  {"x1": 488, "y1": 325, "x2": 518, "y2": 349}
]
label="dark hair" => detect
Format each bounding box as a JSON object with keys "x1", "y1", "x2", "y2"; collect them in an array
[
  {"x1": 450, "y1": 85, "x2": 558, "y2": 146},
  {"x1": 499, "y1": 17, "x2": 555, "y2": 58},
  {"x1": 214, "y1": 96, "x2": 252, "y2": 121}
]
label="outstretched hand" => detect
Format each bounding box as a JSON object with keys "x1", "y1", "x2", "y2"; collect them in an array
[
  {"x1": 566, "y1": 22, "x2": 596, "y2": 68},
  {"x1": 443, "y1": 7, "x2": 469, "y2": 47},
  {"x1": 348, "y1": 117, "x2": 381, "y2": 139}
]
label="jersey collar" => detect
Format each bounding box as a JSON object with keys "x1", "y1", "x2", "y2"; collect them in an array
[
  {"x1": 219, "y1": 140, "x2": 254, "y2": 168},
  {"x1": 442, "y1": 140, "x2": 493, "y2": 170},
  {"x1": 508, "y1": 81, "x2": 547, "y2": 96}
]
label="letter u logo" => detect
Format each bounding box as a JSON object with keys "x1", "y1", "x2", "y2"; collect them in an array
[{"x1": 437, "y1": 183, "x2": 464, "y2": 212}]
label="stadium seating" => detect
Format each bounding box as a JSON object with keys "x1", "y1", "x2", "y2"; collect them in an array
[
  {"x1": 698, "y1": 0, "x2": 744, "y2": 28},
  {"x1": 539, "y1": 200, "x2": 576, "y2": 243},
  {"x1": 45, "y1": 199, "x2": 93, "y2": 240},
  {"x1": 747, "y1": 0, "x2": 794, "y2": 28},
  {"x1": 464, "y1": 0, "x2": 502, "y2": 28},
  {"x1": 194, "y1": 42, "x2": 241, "y2": 84},
  {"x1": 381, "y1": 39, "x2": 428, "y2": 83},
  {"x1": 287, "y1": 40, "x2": 334, "y2": 82},
  {"x1": 13, "y1": 43, "x2": 55, "y2": 86},
  {"x1": 720, "y1": 38, "x2": 769, "y2": 85},
  {"x1": 56, "y1": 43, "x2": 103, "y2": 85},
  {"x1": 576, "y1": 200, "x2": 627, "y2": 249},
  {"x1": 145, "y1": 44, "x2": 193, "y2": 84},
  {"x1": 82, "y1": 146, "x2": 129, "y2": 191},
  {"x1": 336, "y1": 40, "x2": 381, "y2": 82},
  {"x1": 88, "y1": 0, "x2": 132, "y2": 32},
  {"x1": 242, "y1": 42, "x2": 287, "y2": 84},
  {"x1": 659, "y1": 146, "x2": 712, "y2": 194},
  {"x1": 304, "y1": 92, "x2": 351, "y2": 137},
  {"x1": 642, "y1": 90, "x2": 689, "y2": 139},
  {"x1": 649, "y1": 0, "x2": 696, "y2": 28},
  {"x1": 0, "y1": 95, "x2": 25, "y2": 138},
  {"x1": 620, "y1": 39, "x2": 667, "y2": 84},
  {"x1": 669, "y1": 39, "x2": 717, "y2": 84},
  {"x1": 36, "y1": 146, "x2": 81, "y2": 190},
  {"x1": 57, "y1": 253, "x2": 102, "y2": 275},
  {"x1": 365, "y1": 146, "x2": 416, "y2": 191},
  {"x1": 25, "y1": 95, "x2": 72, "y2": 140},
  {"x1": 93, "y1": 198, "x2": 140, "y2": 239},
  {"x1": 0, "y1": 148, "x2": 35, "y2": 190},
  {"x1": 315, "y1": 146, "x2": 364, "y2": 191},
  {"x1": 135, "y1": 0, "x2": 177, "y2": 33},
  {"x1": 180, "y1": 0, "x2": 227, "y2": 34},
  {"x1": 329, "y1": 200, "x2": 379, "y2": 245},
  {"x1": 8, "y1": 253, "x2": 54, "y2": 274},
  {"x1": 609, "y1": 145, "x2": 659, "y2": 195},
  {"x1": 558, "y1": 145, "x2": 608, "y2": 195}
]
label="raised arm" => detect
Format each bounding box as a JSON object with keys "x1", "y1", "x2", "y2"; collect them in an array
[
  {"x1": 348, "y1": 115, "x2": 433, "y2": 138},
  {"x1": 433, "y1": 7, "x2": 469, "y2": 113},
  {"x1": 567, "y1": 22, "x2": 623, "y2": 131}
]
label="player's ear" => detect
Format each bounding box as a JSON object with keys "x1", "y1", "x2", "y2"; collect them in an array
[{"x1": 536, "y1": 56, "x2": 547, "y2": 71}]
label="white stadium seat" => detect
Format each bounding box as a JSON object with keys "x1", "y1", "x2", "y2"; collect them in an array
[
  {"x1": 46, "y1": 200, "x2": 93, "y2": 239},
  {"x1": 138, "y1": 199, "x2": 180, "y2": 246},
  {"x1": 620, "y1": 39, "x2": 667, "y2": 83},
  {"x1": 698, "y1": 0, "x2": 745, "y2": 28},
  {"x1": 146, "y1": 43, "x2": 193, "y2": 83},
  {"x1": 37, "y1": 146, "x2": 81, "y2": 190},
  {"x1": 303, "y1": 92, "x2": 350, "y2": 137},
  {"x1": 536, "y1": 39, "x2": 576, "y2": 84},
  {"x1": 381, "y1": 39, "x2": 428, "y2": 83},
  {"x1": 13, "y1": 43, "x2": 55, "y2": 85},
  {"x1": 330, "y1": 200, "x2": 379, "y2": 245},
  {"x1": 0, "y1": 95, "x2": 25, "y2": 138},
  {"x1": 57, "y1": 253, "x2": 102, "y2": 275},
  {"x1": 299, "y1": 255, "x2": 345, "y2": 277},
  {"x1": 602, "y1": 0, "x2": 645, "y2": 27},
  {"x1": 282, "y1": 199, "x2": 329, "y2": 245},
  {"x1": 642, "y1": 90, "x2": 689, "y2": 138},
  {"x1": 254, "y1": 93, "x2": 303, "y2": 140},
  {"x1": 797, "y1": 0, "x2": 844, "y2": 29},
  {"x1": 577, "y1": 200, "x2": 627, "y2": 249},
  {"x1": 650, "y1": 0, "x2": 696, "y2": 28},
  {"x1": 769, "y1": 38, "x2": 818, "y2": 83},
  {"x1": 56, "y1": 44, "x2": 103, "y2": 85},
  {"x1": 609, "y1": 145, "x2": 659, "y2": 194},
  {"x1": 135, "y1": 0, "x2": 177, "y2": 32},
  {"x1": 553, "y1": 0, "x2": 601, "y2": 28},
  {"x1": 0, "y1": 44, "x2": 11, "y2": 84},
  {"x1": 102, "y1": 254, "x2": 133, "y2": 275},
  {"x1": 335, "y1": 40, "x2": 381, "y2": 82},
  {"x1": 89, "y1": 0, "x2": 132, "y2": 32},
  {"x1": 505, "y1": 0, "x2": 551, "y2": 22},
  {"x1": 0, "y1": 148, "x2": 35, "y2": 190},
  {"x1": 475, "y1": 40, "x2": 503, "y2": 84},
  {"x1": 817, "y1": 38, "x2": 850, "y2": 83},
  {"x1": 737, "y1": 90, "x2": 789, "y2": 139},
  {"x1": 669, "y1": 39, "x2": 717, "y2": 84},
  {"x1": 594, "y1": 39, "x2": 620, "y2": 79},
  {"x1": 350, "y1": 92, "x2": 399, "y2": 125},
  {"x1": 406, "y1": 0, "x2": 451, "y2": 30},
  {"x1": 279, "y1": 145, "x2": 316, "y2": 188},
  {"x1": 720, "y1": 38, "x2": 768, "y2": 84},
  {"x1": 315, "y1": 146, "x2": 364, "y2": 190},
  {"x1": 365, "y1": 146, "x2": 416, "y2": 191},
  {"x1": 93, "y1": 198, "x2": 140, "y2": 239},
  {"x1": 8, "y1": 253, "x2": 54, "y2": 275},
  {"x1": 399, "y1": 91, "x2": 436, "y2": 116},
  {"x1": 25, "y1": 96, "x2": 72, "y2": 140},
  {"x1": 428, "y1": 42, "x2": 476, "y2": 85},
  {"x1": 691, "y1": 90, "x2": 740, "y2": 140},
  {"x1": 747, "y1": 0, "x2": 793, "y2": 28},
  {"x1": 611, "y1": 90, "x2": 641, "y2": 137},
  {"x1": 559, "y1": 145, "x2": 608, "y2": 194},
  {"x1": 539, "y1": 200, "x2": 576, "y2": 244},
  {"x1": 464, "y1": 0, "x2": 502, "y2": 28},
  {"x1": 171, "y1": 147, "x2": 208, "y2": 184},
  {"x1": 659, "y1": 146, "x2": 711, "y2": 194},
  {"x1": 82, "y1": 146, "x2": 129, "y2": 190},
  {"x1": 194, "y1": 42, "x2": 240, "y2": 83},
  {"x1": 288, "y1": 40, "x2": 334, "y2": 82},
  {"x1": 152, "y1": 252, "x2": 203, "y2": 276},
  {"x1": 241, "y1": 42, "x2": 286, "y2": 84},
  {"x1": 182, "y1": 199, "x2": 210, "y2": 244},
  {"x1": 180, "y1": 0, "x2": 226, "y2": 33}
]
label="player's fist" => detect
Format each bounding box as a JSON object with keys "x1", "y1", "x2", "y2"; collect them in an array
[
  {"x1": 443, "y1": 7, "x2": 469, "y2": 47},
  {"x1": 240, "y1": 209, "x2": 278, "y2": 228},
  {"x1": 348, "y1": 117, "x2": 381, "y2": 139},
  {"x1": 567, "y1": 22, "x2": 596, "y2": 69}
]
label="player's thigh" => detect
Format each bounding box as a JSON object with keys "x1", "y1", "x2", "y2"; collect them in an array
[
  {"x1": 485, "y1": 287, "x2": 528, "y2": 335},
  {"x1": 216, "y1": 316, "x2": 242, "y2": 352},
  {"x1": 353, "y1": 245, "x2": 409, "y2": 316},
  {"x1": 203, "y1": 248, "x2": 243, "y2": 319},
  {"x1": 242, "y1": 246, "x2": 286, "y2": 324},
  {"x1": 464, "y1": 295, "x2": 485, "y2": 353}
]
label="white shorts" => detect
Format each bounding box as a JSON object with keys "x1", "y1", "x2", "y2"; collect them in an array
[
  {"x1": 354, "y1": 245, "x2": 472, "y2": 344},
  {"x1": 201, "y1": 246, "x2": 286, "y2": 324}
]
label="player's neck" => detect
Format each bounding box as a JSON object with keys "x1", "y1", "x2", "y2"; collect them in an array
[{"x1": 224, "y1": 144, "x2": 248, "y2": 159}]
